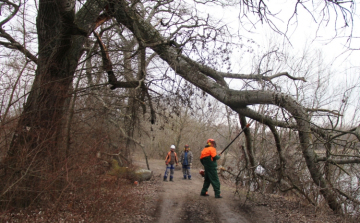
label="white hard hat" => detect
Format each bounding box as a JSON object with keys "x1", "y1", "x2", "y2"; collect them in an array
[{"x1": 170, "y1": 145, "x2": 175, "y2": 149}]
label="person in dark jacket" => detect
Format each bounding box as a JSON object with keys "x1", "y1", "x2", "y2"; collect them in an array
[
  {"x1": 200, "y1": 139, "x2": 222, "y2": 198},
  {"x1": 164, "y1": 145, "x2": 178, "y2": 182},
  {"x1": 179, "y1": 144, "x2": 193, "y2": 180}
]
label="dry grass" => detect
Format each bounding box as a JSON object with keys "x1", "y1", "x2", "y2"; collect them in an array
[{"x1": 0, "y1": 172, "x2": 159, "y2": 222}]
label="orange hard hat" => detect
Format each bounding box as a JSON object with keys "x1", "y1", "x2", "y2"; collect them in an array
[{"x1": 207, "y1": 139, "x2": 215, "y2": 144}]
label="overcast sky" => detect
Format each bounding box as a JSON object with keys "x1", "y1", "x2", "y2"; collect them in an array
[{"x1": 196, "y1": 1, "x2": 359, "y2": 68}]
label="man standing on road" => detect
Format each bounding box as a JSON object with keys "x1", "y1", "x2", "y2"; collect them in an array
[
  {"x1": 164, "y1": 145, "x2": 178, "y2": 182},
  {"x1": 200, "y1": 139, "x2": 222, "y2": 198},
  {"x1": 179, "y1": 144, "x2": 193, "y2": 180}
]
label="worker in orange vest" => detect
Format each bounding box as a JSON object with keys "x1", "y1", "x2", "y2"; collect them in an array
[
  {"x1": 200, "y1": 139, "x2": 222, "y2": 198},
  {"x1": 164, "y1": 145, "x2": 178, "y2": 182}
]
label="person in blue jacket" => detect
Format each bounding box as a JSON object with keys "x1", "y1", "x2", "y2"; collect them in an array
[{"x1": 179, "y1": 144, "x2": 193, "y2": 180}]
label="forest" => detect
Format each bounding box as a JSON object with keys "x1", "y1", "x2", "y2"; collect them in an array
[{"x1": 0, "y1": 0, "x2": 359, "y2": 221}]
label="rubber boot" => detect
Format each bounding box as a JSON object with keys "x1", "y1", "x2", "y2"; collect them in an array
[
  {"x1": 170, "y1": 176, "x2": 173, "y2": 182},
  {"x1": 183, "y1": 175, "x2": 187, "y2": 179},
  {"x1": 188, "y1": 175, "x2": 191, "y2": 180},
  {"x1": 163, "y1": 177, "x2": 168, "y2": 182}
]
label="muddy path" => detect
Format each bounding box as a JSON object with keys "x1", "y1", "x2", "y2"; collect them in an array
[{"x1": 134, "y1": 159, "x2": 267, "y2": 223}]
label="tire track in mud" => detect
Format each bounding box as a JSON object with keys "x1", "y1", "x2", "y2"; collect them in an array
[
  {"x1": 180, "y1": 196, "x2": 221, "y2": 223},
  {"x1": 210, "y1": 198, "x2": 250, "y2": 223}
]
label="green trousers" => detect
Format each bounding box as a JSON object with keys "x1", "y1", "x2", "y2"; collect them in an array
[{"x1": 201, "y1": 167, "x2": 220, "y2": 196}]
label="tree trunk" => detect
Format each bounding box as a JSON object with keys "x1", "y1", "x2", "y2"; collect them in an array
[
  {"x1": 239, "y1": 114, "x2": 255, "y2": 167},
  {"x1": 1, "y1": 0, "x2": 105, "y2": 207}
]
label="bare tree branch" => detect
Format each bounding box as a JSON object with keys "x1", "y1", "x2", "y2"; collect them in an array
[
  {"x1": 336, "y1": 188, "x2": 360, "y2": 205},
  {"x1": 93, "y1": 31, "x2": 145, "y2": 90},
  {"x1": 0, "y1": 0, "x2": 19, "y2": 26},
  {"x1": 222, "y1": 71, "x2": 307, "y2": 82},
  {"x1": 306, "y1": 108, "x2": 342, "y2": 116},
  {"x1": 0, "y1": 28, "x2": 38, "y2": 63},
  {"x1": 255, "y1": 172, "x2": 316, "y2": 206},
  {"x1": 179, "y1": 54, "x2": 306, "y2": 83},
  {"x1": 316, "y1": 157, "x2": 360, "y2": 164}
]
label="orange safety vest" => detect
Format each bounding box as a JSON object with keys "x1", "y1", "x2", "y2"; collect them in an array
[
  {"x1": 165, "y1": 151, "x2": 178, "y2": 165},
  {"x1": 200, "y1": 146, "x2": 217, "y2": 161}
]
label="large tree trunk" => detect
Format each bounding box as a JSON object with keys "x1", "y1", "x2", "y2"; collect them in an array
[
  {"x1": 112, "y1": 0, "x2": 342, "y2": 212},
  {"x1": 2, "y1": 0, "x2": 104, "y2": 207}
]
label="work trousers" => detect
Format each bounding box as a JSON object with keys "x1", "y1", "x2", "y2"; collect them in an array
[
  {"x1": 164, "y1": 164, "x2": 175, "y2": 180},
  {"x1": 201, "y1": 167, "x2": 220, "y2": 196},
  {"x1": 182, "y1": 165, "x2": 191, "y2": 179}
]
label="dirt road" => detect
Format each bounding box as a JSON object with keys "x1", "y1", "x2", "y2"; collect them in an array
[{"x1": 135, "y1": 159, "x2": 271, "y2": 223}]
